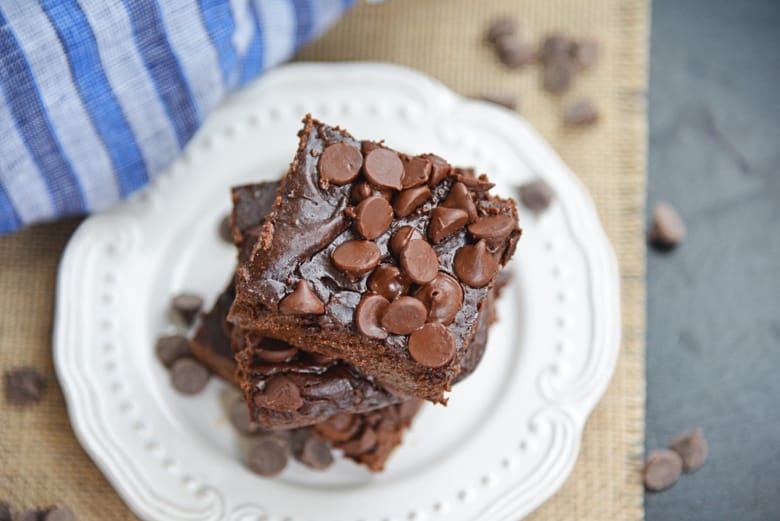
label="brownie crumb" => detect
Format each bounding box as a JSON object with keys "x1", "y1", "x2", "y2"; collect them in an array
[
  {"x1": 171, "y1": 293, "x2": 203, "y2": 326},
  {"x1": 563, "y1": 98, "x2": 600, "y2": 126},
  {"x1": 670, "y1": 428, "x2": 708, "y2": 473},
  {"x1": 648, "y1": 201, "x2": 686, "y2": 249},
  {"x1": 4, "y1": 367, "x2": 46, "y2": 406},
  {"x1": 518, "y1": 179, "x2": 554, "y2": 213},
  {"x1": 643, "y1": 449, "x2": 683, "y2": 491}
]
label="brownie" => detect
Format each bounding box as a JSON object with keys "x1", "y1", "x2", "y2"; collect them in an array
[{"x1": 229, "y1": 116, "x2": 521, "y2": 402}]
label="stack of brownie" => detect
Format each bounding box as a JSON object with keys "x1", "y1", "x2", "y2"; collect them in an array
[{"x1": 189, "y1": 116, "x2": 521, "y2": 473}]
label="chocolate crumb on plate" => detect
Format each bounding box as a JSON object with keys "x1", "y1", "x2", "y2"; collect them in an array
[
  {"x1": 643, "y1": 448, "x2": 683, "y2": 491},
  {"x1": 171, "y1": 293, "x2": 203, "y2": 325},
  {"x1": 518, "y1": 179, "x2": 554, "y2": 213},
  {"x1": 563, "y1": 98, "x2": 600, "y2": 126},
  {"x1": 669, "y1": 428, "x2": 708, "y2": 473},
  {"x1": 170, "y1": 358, "x2": 210, "y2": 395},
  {"x1": 247, "y1": 435, "x2": 290, "y2": 477},
  {"x1": 155, "y1": 335, "x2": 191, "y2": 367},
  {"x1": 648, "y1": 201, "x2": 686, "y2": 249},
  {"x1": 4, "y1": 367, "x2": 46, "y2": 406}
]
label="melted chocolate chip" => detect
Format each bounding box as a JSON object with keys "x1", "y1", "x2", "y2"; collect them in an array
[
  {"x1": 368, "y1": 264, "x2": 410, "y2": 301},
  {"x1": 401, "y1": 157, "x2": 431, "y2": 188},
  {"x1": 454, "y1": 240, "x2": 498, "y2": 288},
  {"x1": 414, "y1": 272, "x2": 464, "y2": 324},
  {"x1": 363, "y1": 148, "x2": 404, "y2": 190},
  {"x1": 255, "y1": 375, "x2": 303, "y2": 412},
  {"x1": 407, "y1": 323, "x2": 456, "y2": 368},
  {"x1": 255, "y1": 338, "x2": 300, "y2": 363},
  {"x1": 421, "y1": 154, "x2": 451, "y2": 186},
  {"x1": 279, "y1": 280, "x2": 325, "y2": 315},
  {"x1": 399, "y1": 239, "x2": 439, "y2": 285},
  {"x1": 393, "y1": 185, "x2": 432, "y2": 217},
  {"x1": 355, "y1": 294, "x2": 390, "y2": 340},
  {"x1": 331, "y1": 240, "x2": 381, "y2": 279},
  {"x1": 428, "y1": 207, "x2": 469, "y2": 243},
  {"x1": 319, "y1": 142, "x2": 363, "y2": 185},
  {"x1": 467, "y1": 214, "x2": 515, "y2": 241},
  {"x1": 441, "y1": 182, "x2": 478, "y2": 222},
  {"x1": 389, "y1": 226, "x2": 424, "y2": 257},
  {"x1": 355, "y1": 196, "x2": 393, "y2": 240},
  {"x1": 381, "y1": 296, "x2": 428, "y2": 335}
]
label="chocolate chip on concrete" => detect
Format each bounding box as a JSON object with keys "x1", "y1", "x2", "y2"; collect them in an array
[
  {"x1": 643, "y1": 449, "x2": 683, "y2": 491},
  {"x1": 669, "y1": 428, "x2": 708, "y2": 473},
  {"x1": 648, "y1": 201, "x2": 686, "y2": 249}
]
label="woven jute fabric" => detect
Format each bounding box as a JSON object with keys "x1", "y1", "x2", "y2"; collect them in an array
[{"x1": 0, "y1": 1, "x2": 647, "y2": 519}]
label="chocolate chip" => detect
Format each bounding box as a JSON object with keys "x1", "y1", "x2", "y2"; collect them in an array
[
  {"x1": 496, "y1": 37, "x2": 535, "y2": 68},
  {"x1": 43, "y1": 506, "x2": 76, "y2": 521},
  {"x1": 454, "y1": 240, "x2": 498, "y2": 288},
  {"x1": 247, "y1": 435, "x2": 290, "y2": 477},
  {"x1": 361, "y1": 140, "x2": 382, "y2": 155},
  {"x1": 16, "y1": 510, "x2": 45, "y2": 521},
  {"x1": 319, "y1": 142, "x2": 363, "y2": 186},
  {"x1": 408, "y1": 323, "x2": 456, "y2": 368},
  {"x1": 295, "y1": 436, "x2": 334, "y2": 470},
  {"x1": 340, "y1": 427, "x2": 378, "y2": 455},
  {"x1": 355, "y1": 294, "x2": 390, "y2": 340},
  {"x1": 381, "y1": 296, "x2": 428, "y2": 335},
  {"x1": 331, "y1": 240, "x2": 381, "y2": 279},
  {"x1": 428, "y1": 207, "x2": 469, "y2": 243},
  {"x1": 399, "y1": 239, "x2": 439, "y2": 285},
  {"x1": 467, "y1": 214, "x2": 515, "y2": 241},
  {"x1": 643, "y1": 449, "x2": 683, "y2": 491},
  {"x1": 363, "y1": 148, "x2": 404, "y2": 190},
  {"x1": 255, "y1": 375, "x2": 303, "y2": 412},
  {"x1": 256, "y1": 338, "x2": 299, "y2": 363},
  {"x1": 4, "y1": 367, "x2": 46, "y2": 406},
  {"x1": 279, "y1": 280, "x2": 325, "y2": 315},
  {"x1": 315, "y1": 413, "x2": 361, "y2": 441},
  {"x1": 519, "y1": 179, "x2": 554, "y2": 212},
  {"x1": 218, "y1": 214, "x2": 233, "y2": 243},
  {"x1": 421, "y1": 154, "x2": 451, "y2": 186},
  {"x1": 368, "y1": 264, "x2": 410, "y2": 301},
  {"x1": 393, "y1": 186, "x2": 432, "y2": 217},
  {"x1": 354, "y1": 196, "x2": 393, "y2": 240},
  {"x1": 670, "y1": 428, "x2": 708, "y2": 473},
  {"x1": 648, "y1": 201, "x2": 686, "y2": 249},
  {"x1": 563, "y1": 98, "x2": 600, "y2": 126},
  {"x1": 389, "y1": 226, "x2": 424, "y2": 257},
  {"x1": 453, "y1": 171, "x2": 495, "y2": 192},
  {"x1": 414, "y1": 272, "x2": 464, "y2": 325},
  {"x1": 171, "y1": 293, "x2": 203, "y2": 325},
  {"x1": 229, "y1": 397, "x2": 263, "y2": 435},
  {"x1": 542, "y1": 61, "x2": 573, "y2": 94},
  {"x1": 155, "y1": 335, "x2": 192, "y2": 368},
  {"x1": 401, "y1": 157, "x2": 431, "y2": 188},
  {"x1": 540, "y1": 33, "x2": 571, "y2": 64},
  {"x1": 485, "y1": 16, "x2": 517, "y2": 44},
  {"x1": 170, "y1": 358, "x2": 210, "y2": 395},
  {"x1": 478, "y1": 94, "x2": 517, "y2": 111},
  {"x1": 571, "y1": 38, "x2": 600, "y2": 70},
  {"x1": 442, "y1": 182, "x2": 478, "y2": 222},
  {"x1": 350, "y1": 182, "x2": 373, "y2": 203},
  {"x1": 0, "y1": 502, "x2": 9, "y2": 521}
]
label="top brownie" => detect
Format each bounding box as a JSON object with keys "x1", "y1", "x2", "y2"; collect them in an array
[{"x1": 229, "y1": 116, "x2": 521, "y2": 403}]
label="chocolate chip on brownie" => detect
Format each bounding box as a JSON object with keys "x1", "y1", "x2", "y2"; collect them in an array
[
  {"x1": 669, "y1": 428, "x2": 708, "y2": 473},
  {"x1": 4, "y1": 367, "x2": 46, "y2": 406},
  {"x1": 278, "y1": 280, "x2": 325, "y2": 315},
  {"x1": 643, "y1": 449, "x2": 683, "y2": 491},
  {"x1": 171, "y1": 293, "x2": 203, "y2": 325}
]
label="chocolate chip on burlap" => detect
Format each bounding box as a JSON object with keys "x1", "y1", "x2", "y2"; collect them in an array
[
  {"x1": 229, "y1": 397, "x2": 264, "y2": 435},
  {"x1": 467, "y1": 214, "x2": 516, "y2": 242},
  {"x1": 319, "y1": 142, "x2": 363, "y2": 186},
  {"x1": 4, "y1": 367, "x2": 46, "y2": 406},
  {"x1": 442, "y1": 182, "x2": 478, "y2": 222},
  {"x1": 648, "y1": 201, "x2": 686, "y2": 249},
  {"x1": 354, "y1": 196, "x2": 394, "y2": 239},
  {"x1": 414, "y1": 273, "x2": 464, "y2": 325},
  {"x1": 542, "y1": 61, "x2": 573, "y2": 94},
  {"x1": 398, "y1": 239, "x2": 438, "y2": 285},
  {"x1": 0, "y1": 501, "x2": 10, "y2": 521},
  {"x1": 171, "y1": 293, "x2": 203, "y2": 325},
  {"x1": 363, "y1": 148, "x2": 404, "y2": 190},
  {"x1": 393, "y1": 186, "x2": 432, "y2": 217},
  {"x1": 355, "y1": 294, "x2": 390, "y2": 340},
  {"x1": 381, "y1": 297, "x2": 427, "y2": 335},
  {"x1": 643, "y1": 449, "x2": 683, "y2": 491},
  {"x1": 496, "y1": 37, "x2": 536, "y2": 69},
  {"x1": 564, "y1": 98, "x2": 600, "y2": 126},
  {"x1": 331, "y1": 240, "x2": 381, "y2": 279},
  {"x1": 401, "y1": 157, "x2": 431, "y2": 188},
  {"x1": 279, "y1": 280, "x2": 325, "y2": 315},
  {"x1": 540, "y1": 33, "x2": 571, "y2": 64},
  {"x1": 218, "y1": 214, "x2": 232, "y2": 243},
  {"x1": 389, "y1": 226, "x2": 423, "y2": 257},
  {"x1": 428, "y1": 207, "x2": 469, "y2": 243},
  {"x1": 570, "y1": 38, "x2": 600, "y2": 70},
  {"x1": 254, "y1": 375, "x2": 303, "y2": 412},
  {"x1": 16, "y1": 509, "x2": 45, "y2": 521},
  {"x1": 368, "y1": 264, "x2": 410, "y2": 301},
  {"x1": 247, "y1": 435, "x2": 290, "y2": 477},
  {"x1": 454, "y1": 240, "x2": 498, "y2": 288},
  {"x1": 669, "y1": 428, "x2": 708, "y2": 473},
  {"x1": 170, "y1": 358, "x2": 210, "y2": 395},
  {"x1": 408, "y1": 323, "x2": 456, "y2": 368},
  {"x1": 43, "y1": 506, "x2": 77, "y2": 521},
  {"x1": 519, "y1": 179, "x2": 555, "y2": 213},
  {"x1": 484, "y1": 16, "x2": 517, "y2": 44},
  {"x1": 155, "y1": 335, "x2": 191, "y2": 367},
  {"x1": 255, "y1": 339, "x2": 299, "y2": 364}
]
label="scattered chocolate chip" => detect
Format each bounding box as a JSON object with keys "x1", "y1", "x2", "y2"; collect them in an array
[
  {"x1": 393, "y1": 185, "x2": 432, "y2": 218},
  {"x1": 519, "y1": 179, "x2": 554, "y2": 212},
  {"x1": 256, "y1": 338, "x2": 299, "y2": 363},
  {"x1": 542, "y1": 61, "x2": 573, "y2": 94},
  {"x1": 643, "y1": 449, "x2": 683, "y2": 492},
  {"x1": 229, "y1": 397, "x2": 263, "y2": 435},
  {"x1": 421, "y1": 154, "x2": 451, "y2": 186},
  {"x1": 454, "y1": 240, "x2": 498, "y2": 288},
  {"x1": 354, "y1": 196, "x2": 394, "y2": 240},
  {"x1": 331, "y1": 240, "x2": 381, "y2": 279},
  {"x1": 339, "y1": 427, "x2": 378, "y2": 455},
  {"x1": 247, "y1": 435, "x2": 290, "y2": 477},
  {"x1": 485, "y1": 16, "x2": 517, "y2": 44},
  {"x1": 670, "y1": 428, "x2": 708, "y2": 473},
  {"x1": 467, "y1": 214, "x2": 515, "y2": 242},
  {"x1": 401, "y1": 157, "x2": 432, "y2": 188},
  {"x1": 540, "y1": 33, "x2": 571, "y2": 64},
  {"x1": 155, "y1": 335, "x2": 192, "y2": 368},
  {"x1": 368, "y1": 264, "x2": 410, "y2": 301},
  {"x1": 295, "y1": 435, "x2": 334, "y2": 470},
  {"x1": 442, "y1": 182, "x2": 478, "y2": 222},
  {"x1": 414, "y1": 272, "x2": 464, "y2": 325},
  {"x1": 399, "y1": 239, "x2": 439, "y2": 285},
  {"x1": 363, "y1": 148, "x2": 404, "y2": 190},
  {"x1": 315, "y1": 413, "x2": 361, "y2": 442},
  {"x1": 563, "y1": 98, "x2": 600, "y2": 126},
  {"x1": 319, "y1": 142, "x2": 363, "y2": 186},
  {"x1": 408, "y1": 323, "x2": 456, "y2": 368},
  {"x1": 478, "y1": 94, "x2": 517, "y2": 111},
  {"x1": 279, "y1": 280, "x2": 325, "y2": 315},
  {"x1": 570, "y1": 38, "x2": 600, "y2": 70},
  {"x1": 171, "y1": 293, "x2": 203, "y2": 325},
  {"x1": 497, "y1": 37, "x2": 536, "y2": 68},
  {"x1": 350, "y1": 182, "x2": 373, "y2": 203},
  {"x1": 43, "y1": 506, "x2": 76, "y2": 521},
  {"x1": 4, "y1": 367, "x2": 46, "y2": 406},
  {"x1": 218, "y1": 215, "x2": 233, "y2": 243},
  {"x1": 254, "y1": 375, "x2": 303, "y2": 412},
  {"x1": 389, "y1": 226, "x2": 424, "y2": 257},
  {"x1": 648, "y1": 201, "x2": 686, "y2": 249},
  {"x1": 16, "y1": 509, "x2": 45, "y2": 521},
  {"x1": 428, "y1": 207, "x2": 469, "y2": 243},
  {"x1": 170, "y1": 358, "x2": 210, "y2": 395},
  {"x1": 0, "y1": 502, "x2": 10, "y2": 521},
  {"x1": 381, "y1": 297, "x2": 428, "y2": 335},
  {"x1": 355, "y1": 294, "x2": 390, "y2": 340}
]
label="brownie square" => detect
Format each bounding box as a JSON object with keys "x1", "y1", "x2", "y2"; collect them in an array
[{"x1": 229, "y1": 116, "x2": 521, "y2": 402}]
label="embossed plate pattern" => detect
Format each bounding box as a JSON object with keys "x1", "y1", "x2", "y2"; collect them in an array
[{"x1": 54, "y1": 63, "x2": 620, "y2": 521}]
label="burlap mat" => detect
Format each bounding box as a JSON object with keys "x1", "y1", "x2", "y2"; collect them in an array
[{"x1": 0, "y1": 1, "x2": 647, "y2": 519}]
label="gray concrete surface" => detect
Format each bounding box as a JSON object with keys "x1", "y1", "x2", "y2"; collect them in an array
[{"x1": 646, "y1": 0, "x2": 780, "y2": 519}]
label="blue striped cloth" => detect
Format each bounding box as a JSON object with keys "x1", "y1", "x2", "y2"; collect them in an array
[{"x1": 0, "y1": 0, "x2": 356, "y2": 234}]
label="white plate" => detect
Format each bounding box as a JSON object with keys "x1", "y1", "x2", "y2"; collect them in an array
[{"x1": 54, "y1": 63, "x2": 620, "y2": 521}]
